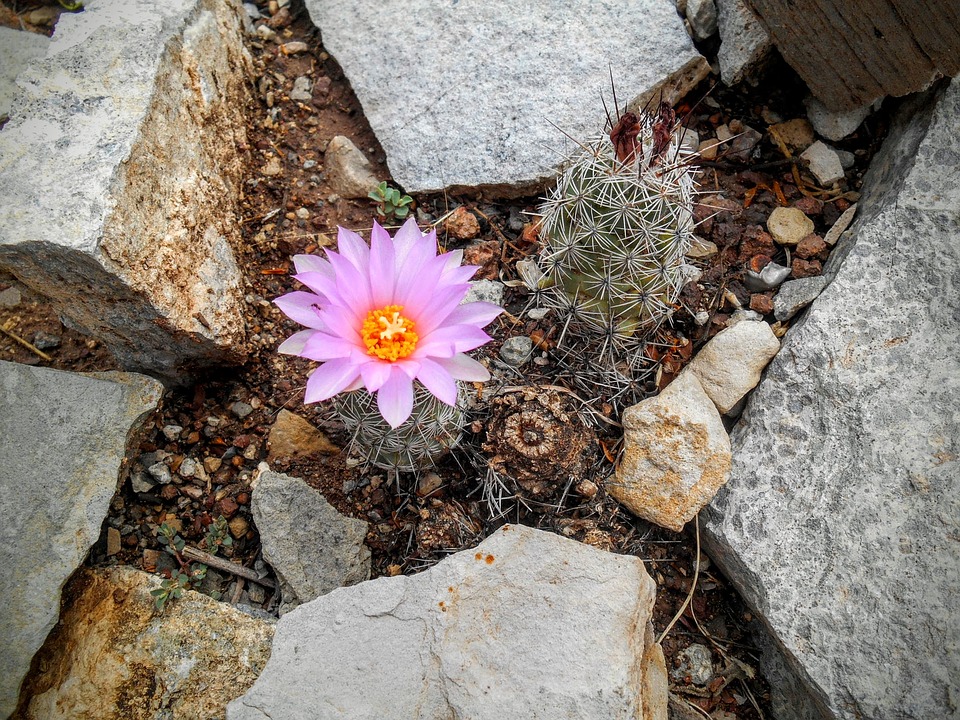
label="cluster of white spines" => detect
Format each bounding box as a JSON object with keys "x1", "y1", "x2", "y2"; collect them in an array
[
  {"x1": 335, "y1": 383, "x2": 465, "y2": 472},
  {"x1": 535, "y1": 113, "x2": 696, "y2": 344}
]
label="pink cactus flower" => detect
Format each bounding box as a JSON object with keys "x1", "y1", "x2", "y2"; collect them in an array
[{"x1": 275, "y1": 219, "x2": 501, "y2": 428}]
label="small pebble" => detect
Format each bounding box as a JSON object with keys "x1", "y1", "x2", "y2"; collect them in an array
[
  {"x1": 106, "y1": 527, "x2": 121, "y2": 556},
  {"x1": 744, "y1": 262, "x2": 791, "y2": 291},
  {"x1": 255, "y1": 24, "x2": 276, "y2": 41},
  {"x1": 228, "y1": 516, "x2": 249, "y2": 539},
  {"x1": 230, "y1": 401, "x2": 254, "y2": 419},
  {"x1": 32, "y1": 331, "x2": 61, "y2": 350},
  {"x1": 290, "y1": 75, "x2": 312, "y2": 102},
  {"x1": 247, "y1": 583, "x2": 267, "y2": 604},
  {"x1": 462, "y1": 280, "x2": 504, "y2": 306},
  {"x1": 281, "y1": 41, "x2": 309, "y2": 55},
  {"x1": 303, "y1": 159, "x2": 317, "y2": 170},
  {"x1": 162, "y1": 425, "x2": 183, "y2": 441},
  {"x1": 417, "y1": 472, "x2": 443, "y2": 497},
  {"x1": 179, "y1": 457, "x2": 198, "y2": 478},
  {"x1": 295, "y1": 207, "x2": 310, "y2": 220},
  {"x1": 767, "y1": 206, "x2": 815, "y2": 246},
  {"x1": 671, "y1": 643, "x2": 714, "y2": 686},
  {"x1": 147, "y1": 462, "x2": 172, "y2": 485},
  {"x1": 204, "y1": 456, "x2": 222, "y2": 473},
  {"x1": 0, "y1": 287, "x2": 21, "y2": 308},
  {"x1": 527, "y1": 308, "x2": 550, "y2": 320},
  {"x1": 694, "y1": 310, "x2": 710, "y2": 326},
  {"x1": 499, "y1": 336, "x2": 534, "y2": 366},
  {"x1": 774, "y1": 276, "x2": 828, "y2": 321},
  {"x1": 801, "y1": 141, "x2": 845, "y2": 185}
]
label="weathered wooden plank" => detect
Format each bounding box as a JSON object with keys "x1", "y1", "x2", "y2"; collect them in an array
[{"x1": 746, "y1": 0, "x2": 960, "y2": 110}]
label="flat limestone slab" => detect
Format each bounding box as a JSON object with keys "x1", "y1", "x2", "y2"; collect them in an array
[
  {"x1": 703, "y1": 79, "x2": 960, "y2": 720},
  {"x1": 228, "y1": 524, "x2": 668, "y2": 720},
  {"x1": 0, "y1": 27, "x2": 49, "y2": 120},
  {"x1": 304, "y1": 0, "x2": 708, "y2": 194},
  {"x1": 0, "y1": 0, "x2": 252, "y2": 379},
  {"x1": 0, "y1": 361, "x2": 163, "y2": 717},
  {"x1": 15, "y1": 567, "x2": 274, "y2": 719}
]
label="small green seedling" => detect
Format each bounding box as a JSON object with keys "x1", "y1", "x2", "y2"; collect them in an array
[
  {"x1": 203, "y1": 515, "x2": 233, "y2": 555},
  {"x1": 368, "y1": 181, "x2": 414, "y2": 221},
  {"x1": 151, "y1": 522, "x2": 207, "y2": 611}
]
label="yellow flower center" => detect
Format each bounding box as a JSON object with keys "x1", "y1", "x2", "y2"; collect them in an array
[{"x1": 361, "y1": 305, "x2": 418, "y2": 361}]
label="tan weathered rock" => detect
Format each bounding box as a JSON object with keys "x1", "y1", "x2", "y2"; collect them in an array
[
  {"x1": 684, "y1": 320, "x2": 780, "y2": 413},
  {"x1": 608, "y1": 373, "x2": 731, "y2": 532},
  {"x1": 324, "y1": 135, "x2": 380, "y2": 199},
  {"x1": 15, "y1": 566, "x2": 274, "y2": 720},
  {"x1": 767, "y1": 206, "x2": 815, "y2": 246},
  {"x1": 267, "y1": 409, "x2": 340, "y2": 461},
  {"x1": 0, "y1": 0, "x2": 254, "y2": 379}
]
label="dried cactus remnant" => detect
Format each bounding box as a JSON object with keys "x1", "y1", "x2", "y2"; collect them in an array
[{"x1": 483, "y1": 388, "x2": 595, "y2": 498}]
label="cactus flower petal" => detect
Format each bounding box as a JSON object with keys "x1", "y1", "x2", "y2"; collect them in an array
[
  {"x1": 376, "y1": 368, "x2": 415, "y2": 428},
  {"x1": 276, "y1": 218, "x2": 501, "y2": 428}
]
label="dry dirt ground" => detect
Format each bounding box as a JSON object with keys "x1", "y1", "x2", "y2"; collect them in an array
[{"x1": 0, "y1": 2, "x2": 892, "y2": 716}]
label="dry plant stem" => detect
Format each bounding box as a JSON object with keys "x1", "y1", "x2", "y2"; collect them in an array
[
  {"x1": 182, "y1": 546, "x2": 276, "y2": 589},
  {"x1": 0, "y1": 322, "x2": 53, "y2": 361},
  {"x1": 656, "y1": 513, "x2": 701, "y2": 645}
]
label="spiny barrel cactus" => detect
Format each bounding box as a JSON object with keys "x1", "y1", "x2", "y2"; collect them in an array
[
  {"x1": 534, "y1": 103, "x2": 697, "y2": 344},
  {"x1": 335, "y1": 381, "x2": 466, "y2": 472}
]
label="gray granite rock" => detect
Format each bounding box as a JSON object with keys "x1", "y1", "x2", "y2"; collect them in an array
[
  {"x1": 304, "y1": 0, "x2": 708, "y2": 194},
  {"x1": 703, "y1": 79, "x2": 960, "y2": 720},
  {"x1": 773, "y1": 276, "x2": 828, "y2": 322},
  {"x1": 0, "y1": 0, "x2": 252, "y2": 380},
  {"x1": 0, "y1": 27, "x2": 49, "y2": 120},
  {"x1": 0, "y1": 362, "x2": 163, "y2": 717},
  {"x1": 252, "y1": 467, "x2": 370, "y2": 612},
  {"x1": 804, "y1": 95, "x2": 872, "y2": 142},
  {"x1": 716, "y1": 0, "x2": 772, "y2": 86},
  {"x1": 499, "y1": 335, "x2": 534, "y2": 366},
  {"x1": 463, "y1": 279, "x2": 505, "y2": 306},
  {"x1": 228, "y1": 524, "x2": 668, "y2": 720}
]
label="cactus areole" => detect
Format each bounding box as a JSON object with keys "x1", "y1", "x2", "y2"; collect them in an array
[{"x1": 535, "y1": 103, "x2": 696, "y2": 343}]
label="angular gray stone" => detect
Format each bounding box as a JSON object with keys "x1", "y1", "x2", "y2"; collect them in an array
[
  {"x1": 499, "y1": 335, "x2": 534, "y2": 366},
  {"x1": 800, "y1": 140, "x2": 845, "y2": 186},
  {"x1": 228, "y1": 524, "x2": 668, "y2": 720},
  {"x1": 463, "y1": 278, "x2": 505, "y2": 306},
  {"x1": 0, "y1": 0, "x2": 253, "y2": 379},
  {"x1": 773, "y1": 276, "x2": 828, "y2": 322},
  {"x1": 324, "y1": 135, "x2": 379, "y2": 199},
  {"x1": 703, "y1": 79, "x2": 960, "y2": 720},
  {"x1": 0, "y1": 362, "x2": 163, "y2": 717},
  {"x1": 304, "y1": 0, "x2": 708, "y2": 194},
  {"x1": 684, "y1": 320, "x2": 780, "y2": 414},
  {"x1": 609, "y1": 372, "x2": 732, "y2": 532},
  {"x1": 716, "y1": 0, "x2": 772, "y2": 86},
  {"x1": 686, "y1": 0, "x2": 718, "y2": 41},
  {"x1": 252, "y1": 468, "x2": 370, "y2": 612},
  {"x1": 0, "y1": 27, "x2": 49, "y2": 120},
  {"x1": 804, "y1": 95, "x2": 872, "y2": 142}
]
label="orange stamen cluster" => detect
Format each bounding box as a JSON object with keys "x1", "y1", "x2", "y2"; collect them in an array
[{"x1": 361, "y1": 305, "x2": 418, "y2": 361}]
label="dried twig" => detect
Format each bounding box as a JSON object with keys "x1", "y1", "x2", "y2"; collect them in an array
[
  {"x1": 1, "y1": 321, "x2": 52, "y2": 361},
  {"x1": 657, "y1": 513, "x2": 701, "y2": 644},
  {"x1": 182, "y1": 546, "x2": 275, "y2": 589}
]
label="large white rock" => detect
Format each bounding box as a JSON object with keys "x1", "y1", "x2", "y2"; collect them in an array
[
  {"x1": 0, "y1": 27, "x2": 49, "y2": 120},
  {"x1": 303, "y1": 0, "x2": 708, "y2": 194},
  {"x1": 703, "y1": 80, "x2": 960, "y2": 719},
  {"x1": 0, "y1": 362, "x2": 163, "y2": 717},
  {"x1": 608, "y1": 372, "x2": 732, "y2": 532},
  {"x1": 16, "y1": 567, "x2": 274, "y2": 719},
  {"x1": 0, "y1": 0, "x2": 253, "y2": 379},
  {"x1": 228, "y1": 524, "x2": 668, "y2": 720},
  {"x1": 685, "y1": 319, "x2": 780, "y2": 414}
]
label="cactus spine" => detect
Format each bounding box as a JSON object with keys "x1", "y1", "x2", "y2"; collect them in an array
[
  {"x1": 535, "y1": 104, "x2": 697, "y2": 346},
  {"x1": 334, "y1": 381, "x2": 466, "y2": 472}
]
